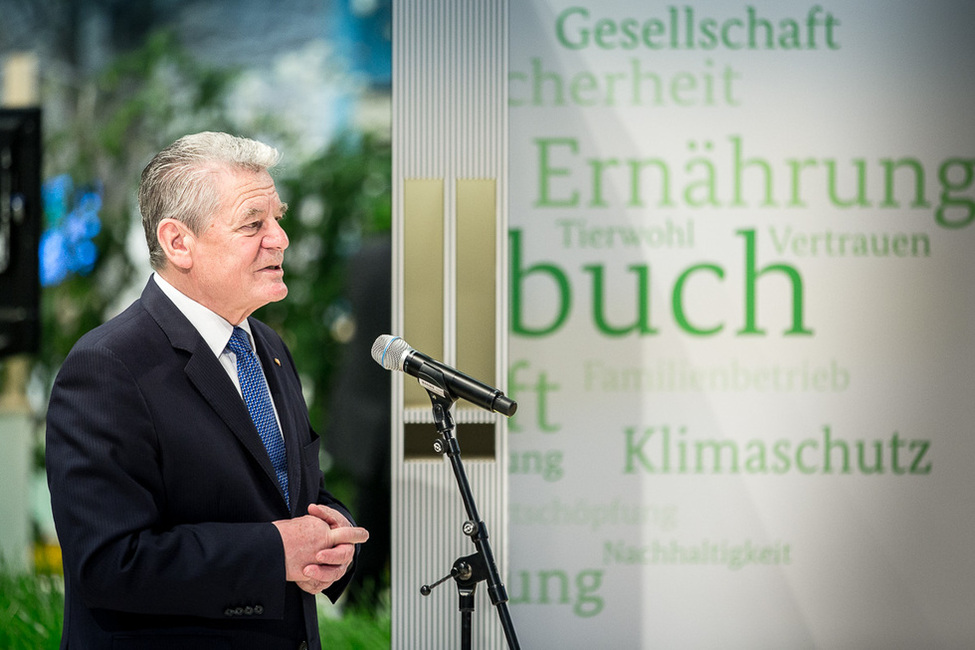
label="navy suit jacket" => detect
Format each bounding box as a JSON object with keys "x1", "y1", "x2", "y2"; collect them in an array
[{"x1": 46, "y1": 279, "x2": 357, "y2": 649}]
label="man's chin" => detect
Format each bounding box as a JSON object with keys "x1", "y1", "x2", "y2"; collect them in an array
[
  {"x1": 268, "y1": 283, "x2": 289, "y2": 302},
  {"x1": 259, "y1": 278, "x2": 289, "y2": 304}
]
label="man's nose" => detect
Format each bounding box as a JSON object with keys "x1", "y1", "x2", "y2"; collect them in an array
[{"x1": 264, "y1": 218, "x2": 289, "y2": 250}]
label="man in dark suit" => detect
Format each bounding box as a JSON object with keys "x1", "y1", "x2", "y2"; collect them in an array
[{"x1": 46, "y1": 131, "x2": 369, "y2": 649}]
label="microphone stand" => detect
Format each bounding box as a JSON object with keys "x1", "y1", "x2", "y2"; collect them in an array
[{"x1": 419, "y1": 389, "x2": 521, "y2": 650}]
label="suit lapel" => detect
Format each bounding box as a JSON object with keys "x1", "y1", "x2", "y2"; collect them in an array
[
  {"x1": 249, "y1": 323, "x2": 303, "y2": 514},
  {"x1": 140, "y1": 280, "x2": 290, "y2": 511}
]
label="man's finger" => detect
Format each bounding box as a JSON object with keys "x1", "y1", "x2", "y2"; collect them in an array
[
  {"x1": 307, "y1": 504, "x2": 351, "y2": 528},
  {"x1": 316, "y1": 544, "x2": 355, "y2": 566},
  {"x1": 303, "y1": 563, "x2": 345, "y2": 585},
  {"x1": 329, "y1": 525, "x2": 369, "y2": 546}
]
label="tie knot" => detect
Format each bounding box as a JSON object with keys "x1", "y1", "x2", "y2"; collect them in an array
[{"x1": 227, "y1": 327, "x2": 252, "y2": 357}]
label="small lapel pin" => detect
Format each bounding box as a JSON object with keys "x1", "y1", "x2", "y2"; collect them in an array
[{"x1": 274, "y1": 358, "x2": 281, "y2": 366}]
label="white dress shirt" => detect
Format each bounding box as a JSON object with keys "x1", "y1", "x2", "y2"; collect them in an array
[{"x1": 152, "y1": 273, "x2": 284, "y2": 438}]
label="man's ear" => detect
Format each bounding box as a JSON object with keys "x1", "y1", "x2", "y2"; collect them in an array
[{"x1": 157, "y1": 218, "x2": 195, "y2": 270}]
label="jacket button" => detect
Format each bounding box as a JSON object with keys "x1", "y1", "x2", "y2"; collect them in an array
[
  {"x1": 254, "y1": 605, "x2": 264, "y2": 615},
  {"x1": 298, "y1": 642, "x2": 308, "y2": 650},
  {"x1": 224, "y1": 608, "x2": 234, "y2": 617}
]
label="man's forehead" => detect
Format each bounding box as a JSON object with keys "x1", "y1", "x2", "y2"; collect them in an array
[
  {"x1": 223, "y1": 170, "x2": 284, "y2": 210},
  {"x1": 240, "y1": 199, "x2": 287, "y2": 219},
  {"x1": 238, "y1": 190, "x2": 283, "y2": 210}
]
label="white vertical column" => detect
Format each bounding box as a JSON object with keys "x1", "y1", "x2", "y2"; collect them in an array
[{"x1": 391, "y1": 1, "x2": 510, "y2": 648}]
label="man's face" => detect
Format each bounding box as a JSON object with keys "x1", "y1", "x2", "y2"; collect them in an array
[{"x1": 187, "y1": 166, "x2": 289, "y2": 323}]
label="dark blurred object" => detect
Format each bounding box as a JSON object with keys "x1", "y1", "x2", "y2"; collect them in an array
[
  {"x1": 0, "y1": 108, "x2": 41, "y2": 359},
  {"x1": 258, "y1": 134, "x2": 392, "y2": 431},
  {"x1": 325, "y1": 234, "x2": 391, "y2": 610}
]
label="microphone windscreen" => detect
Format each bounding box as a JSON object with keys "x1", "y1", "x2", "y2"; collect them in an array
[{"x1": 371, "y1": 334, "x2": 412, "y2": 371}]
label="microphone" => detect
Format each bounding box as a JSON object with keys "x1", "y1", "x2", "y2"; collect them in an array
[{"x1": 371, "y1": 335, "x2": 517, "y2": 416}]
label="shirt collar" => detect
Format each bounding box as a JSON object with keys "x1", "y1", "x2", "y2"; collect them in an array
[{"x1": 152, "y1": 272, "x2": 254, "y2": 357}]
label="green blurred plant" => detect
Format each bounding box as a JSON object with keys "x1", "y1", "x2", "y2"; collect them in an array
[
  {"x1": 36, "y1": 28, "x2": 391, "y2": 435},
  {"x1": 0, "y1": 563, "x2": 390, "y2": 649},
  {"x1": 258, "y1": 133, "x2": 391, "y2": 428},
  {"x1": 319, "y1": 591, "x2": 392, "y2": 649},
  {"x1": 0, "y1": 564, "x2": 62, "y2": 650},
  {"x1": 38, "y1": 29, "x2": 247, "y2": 386}
]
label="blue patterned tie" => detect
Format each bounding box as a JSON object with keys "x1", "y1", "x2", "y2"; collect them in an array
[{"x1": 226, "y1": 327, "x2": 289, "y2": 507}]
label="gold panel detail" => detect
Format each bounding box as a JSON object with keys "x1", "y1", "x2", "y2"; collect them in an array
[
  {"x1": 403, "y1": 179, "x2": 445, "y2": 409},
  {"x1": 456, "y1": 179, "x2": 497, "y2": 389},
  {"x1": 456, "y1": 179, "x2": 497, "y2": 460}
]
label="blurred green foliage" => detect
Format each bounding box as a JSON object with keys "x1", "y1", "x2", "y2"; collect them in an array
[
  {"x1": 39, "y1": 30, "x2": 242, "y2": 384},
  {"x1": 0, "y1": 562, "x2": 390, "y2": 649},
  {"x1": 0, "y1": 565, "x2": 62, "y2": 650},
  {"x1": 258, "y1": 133, "x2": 391, "y2": 428},
  {"x1": 37, "y1": 29, "x2": 391, "y2": 433}
]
